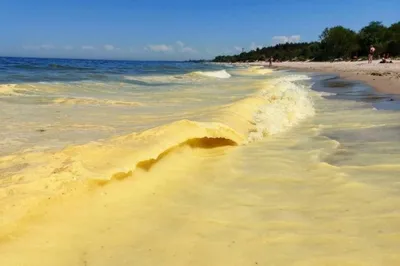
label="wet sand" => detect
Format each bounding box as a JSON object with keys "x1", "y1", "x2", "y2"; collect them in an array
[{"x1": 275, "y1": 60, "x2": 400, "y2": 95}]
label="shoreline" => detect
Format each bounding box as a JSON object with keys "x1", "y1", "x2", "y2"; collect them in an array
[
  {"x1": 219, "y1": 61, "x2": 400, "y2": 95},
  {"x1": 273, "y1": 61, "x2": 400, "y2": 95}
]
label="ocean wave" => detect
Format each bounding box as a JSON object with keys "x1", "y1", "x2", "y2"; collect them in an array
[
  {"x1": 248, "y1": 66, "x2": 274, "y2": 75},
  {"x1": 209, "y1": 73, "x2": 314, "y2": 142},
  {"x1": 191, "y1": 70, "x2": 231, "y2": 79},
  {"x1": 2, "y1": 73, "x2": 313, "y2": 183},
  {"x1": 0, "y1": 84, "x2": 19, "y2": 95},
  {"x1": 248, "y1": 77, "x2": 314, "y2": 141},
  {"x1": 123, "y1": 75, "x2": 184, "y2": 85},
  {"x1": 315, "y1": 91, "x2": 337, "y2": 97},
  {"x1": 0, "y1": 83, "x2": 37, "y2": 96},
  {"x1": 14, "y1": 63, "x2": 95, "y2": 71},
  {"x1": 123, "y1": 69, "x2": 231, "y2": 84},
  {"x1": 230, "y1": 66, "x2": 274, "y2": 77},
  {"x1": 0, "y1": 72, "x2": 314, "y2": 232},
  {"x1": 4, "y1": 73, "x2": 313, "y2": 181}
]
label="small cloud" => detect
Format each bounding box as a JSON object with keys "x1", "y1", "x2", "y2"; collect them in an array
[
  {"x1": 176, "y1": 41, "x2": 197, "y2": 53},
  {"x1": 23, "y1": 44, "x2": 55, "y2": 50},
  {"x1": 144, "y1": 41, "x2": 197, "y2": 54},
  {"x1": 104, "y1": 44, "x2": 115, "y2": 51},
  {"x1": 22, "y1": 45, "x2": 39, "y2": 50},
  {"x1": 64, "y1": 45, "x2": 74, "y2": 50},
  {"x1": 272, "y1": 35, "x2": 301, "y2": 44},
  {"x1": 182, "y1": 47, "x2": 197, "y2": 53},
  {"x1": 234, "y1": 46, "x2": 242, "y2": 52},
  {"x1": 130, "y1": 47, "x2": 139, "y2": 53},
  {"x1": 250, "y1": 42, "x2": 262, "y2": 50},
  {"x1": 40, "y1": 44, "x2": 55, "y2": 50},
  {"x1": 145, "y1": 44, "x2": 174, "y2": 52},
  {"x1": 176, "y1": 41, "x2": 185, "y2": 48},
  {"x1": 81, "y1": 45, "x2": 95, "y2": 50},
  {"x1": 290, "y1": 35, "x2": 301, "y2": 42},
  {"x1": 272, "y1": 36, "x2": 289, "y2": 44}
]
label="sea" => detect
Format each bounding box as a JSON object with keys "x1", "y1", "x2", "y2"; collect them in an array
[{"x1": 1, "y1": 57, "x2": 400, "y2": 265}]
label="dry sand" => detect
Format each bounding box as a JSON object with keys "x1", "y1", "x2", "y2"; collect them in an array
[{"x1": 275, "y1": 60, "x2": 400, "y2": 94}]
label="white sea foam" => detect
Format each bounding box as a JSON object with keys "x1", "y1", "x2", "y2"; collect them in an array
[
  {"x1": 123, "y1": 75, "x2": 183, "y2": 83},
  {"x1": 248, "y1": 75, "x2": 315, "y2": 141},
  {"x1": 316, "y1": 91, "x2": 337, "y2": 97},
  {"x1": 194, "y1": 70, "x2": 231, "y2": 79},
  {"x1": 123, "y1": 70, "x2": 231, "y2": 84}
]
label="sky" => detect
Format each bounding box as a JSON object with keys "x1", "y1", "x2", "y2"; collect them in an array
[{"x1": 0, "y1": 0, "x2": 399, "y2": 60}]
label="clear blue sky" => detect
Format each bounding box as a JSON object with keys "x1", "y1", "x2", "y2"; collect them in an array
[{"x1": 0, "y1": 0, "x2": 399, "y2": 60}]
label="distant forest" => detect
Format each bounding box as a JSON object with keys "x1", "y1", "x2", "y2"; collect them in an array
[{"x1": 213, "y1": 21, "x2": 400, "y2": 62}]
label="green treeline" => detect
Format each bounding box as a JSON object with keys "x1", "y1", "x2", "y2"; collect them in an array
[{"x1": 213, "y1": 21, "x2": 400, "y2": 62}]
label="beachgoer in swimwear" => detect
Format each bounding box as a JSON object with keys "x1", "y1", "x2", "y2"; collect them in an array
[
  {"x1": 380, "y1": 53, "x2": 386, "y2": 63},
  {"x1": 380, "y1": 53, "x2": 393, "y2": 64},
  {"x1": 368, "y1": 45, "x2": 375, "y2": 63},
  {"x1": 386, "y1": 53, "x2": 393, "y2": 63}
]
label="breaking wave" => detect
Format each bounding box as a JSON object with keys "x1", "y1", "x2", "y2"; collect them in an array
[
  {"x1": 248, "y1": 76, "x2": 314, "y2": 141},
  {"x1": 0, "y1": 71, "x2": 314, "y2": 233},
  {"x1": 191, "y1": 70, "x2": 231, "y2": 79},
  {"x1": 2, "y1": 73, "x2": 313, "y2": 182},
  {"x1": 123, "y1": 69, "x2": 232, "y2": 84}
]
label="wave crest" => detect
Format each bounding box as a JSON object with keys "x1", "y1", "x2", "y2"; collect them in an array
[
  {"x1": 123, "y1": 69, "x2": 231, "y2": 84},
  {"x1": 191, "y1": 70, "x2": 231, "y2": 79},
  {"x1": 0, "y1": 84, "x2": 34, "y2": 96},
  {"x1": 0, "y1": 71, "x2": 315, "y2": 233},
  {"x1": 248, "y1": 77, "x2": 314, "y2": 141}
]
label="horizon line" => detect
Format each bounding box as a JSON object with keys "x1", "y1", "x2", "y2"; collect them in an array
[{"x1": 0, "y1": 55, "x2": 212, "y2": 62}]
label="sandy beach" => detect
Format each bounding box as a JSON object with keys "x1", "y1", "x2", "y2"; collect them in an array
[{"x1": 274, "y1": 60, "x2": 400, "y2": 95}]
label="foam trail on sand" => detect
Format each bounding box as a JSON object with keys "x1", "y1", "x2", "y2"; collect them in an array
[
  {"x1": 0, "y1": 84, "x2": 34, "y2": 96},
  {"x1": 52, "y1": 97, "x2": 144, "y2": 106}
]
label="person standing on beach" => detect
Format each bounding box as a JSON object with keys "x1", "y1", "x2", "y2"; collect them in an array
[
  {"x1": 268, "y1": 56, "x2": 273, "y2": 67},
  {"x1": 368, "y1": 45, "x2": 375, "y2": 63}
]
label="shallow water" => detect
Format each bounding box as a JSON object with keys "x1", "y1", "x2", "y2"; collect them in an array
[{"x1": 1, "y1": 58, "x2": 400, "y2": 265}]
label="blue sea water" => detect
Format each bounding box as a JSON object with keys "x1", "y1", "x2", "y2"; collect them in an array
[
  {"x1": 0, "y1": 57, "x2": 255, "y2": 155},
  {"x1": 0, "y1": 57, "x2": 223, "y2": 84},
  {"x1": 1, "y1": 57, "x2": 398, "y2": 156}
]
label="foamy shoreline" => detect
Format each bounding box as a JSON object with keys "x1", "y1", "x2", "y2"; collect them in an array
[{"x1": 215, "y1": 60, "x2": 400, "y2": 94}]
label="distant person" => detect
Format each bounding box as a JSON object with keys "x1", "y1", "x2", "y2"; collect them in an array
[
  {"x1": 380, "y1": 53, "x2": 393, "y2": 63},
  {"x1": 368, "y1": 45, "x2": 375, "y2": 63},
  {"x1": 268, "y1": 57, "x2": 273, "y2": 67}
]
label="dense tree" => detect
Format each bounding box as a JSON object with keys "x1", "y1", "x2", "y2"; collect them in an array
[
  {"x1": 213, "y1": 21, "x2": 400, "y2": 63},
  {"x1": 319, "y1": 26, "x2": 358, "y2": 60},
  {"x1": 358, "y1": 21, "x2": 388, "y2": 55},
  {"x1": 386, "y1": 22, "x2": 400, "y2": 56}
]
